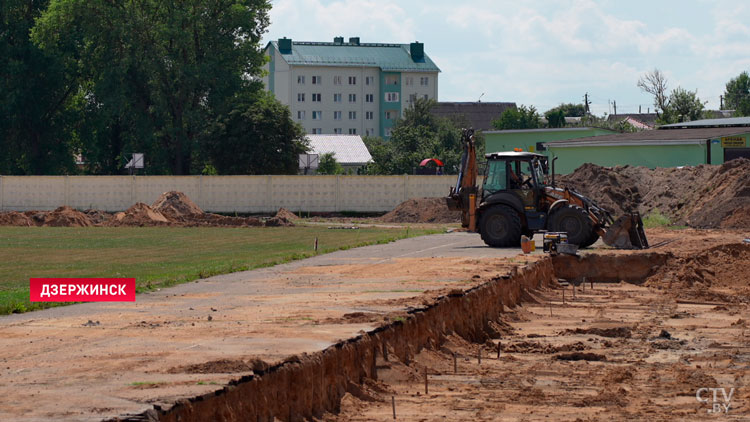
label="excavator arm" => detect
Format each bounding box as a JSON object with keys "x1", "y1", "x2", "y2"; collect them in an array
[{"x1": 446, "y1": 129, "x2": 478, "y2": 231}]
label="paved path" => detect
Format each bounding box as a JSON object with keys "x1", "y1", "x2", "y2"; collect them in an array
[{"x1": 0, "y1": 232, "x2": 531, "y2": 421}]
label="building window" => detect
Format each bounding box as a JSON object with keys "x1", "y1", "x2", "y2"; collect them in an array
[
  {"x1": 312, "y1": 128, "x2": 322, "y2": 134},
  {"x1": 334, "y1": 128, "x2": 342, "y2": 134},
  {"x1": 312, "y1": 93, "x2": 321, "y2": 102},
  {"x1": 297, "y1": 93, "x2": 305, "y2": 102},
  {"x1": 312, "y1": 111, "x2": 322, "y2": 120},
  {"x1": 349, "y1": 128, "x2": 357, "y2": 135},
  {"x1": 385, "y1": 75, "x2": 398, "y2": 85},
  {"x1": 297, "y1": 110, "x2": 305, "y2": 120},
  {"x1": 385, "y1": 110, "x2": 397, "y2": 120},
  {"x1": 334, "y1": 93, "x2": 342, "y2": 103},
  {"x1": 365, "y1": 76, "x2": 374, "y2": 86},
  {"x1": 334, "y1": 111, "x2": 342, "y2": 120},
  {"x1": 365, "y1": 111, "x2": 374, "y2": 120},
  {"x1": 365, "y1": 94, "x2": 374, "y2": 103},
  {"x1": 384, "y1": 127, "x2": 392, "y2": 136},
  {"x1": 348, "y1": 93, "x2": 356, "y2": 103},
  {"x1": 297, "y1": 75, "x2": 305, "y2": 84},
  {"x1": 420, "y1": 76, "x2": 429, "y2": 86},
  {"x1": 348, "y1": 76, "x2": 356, "y2": 85},
  {"x1": 405, "y1": 77, "x2": 413, "y2": 86},
  {"x1": 348, "y1": 111, "x2": 357, "y2": 120},
  {"x1": 366, "y1": 128, "x2": 375, "y2": 136},
  {"x1": 409, "y1": 94, "x2": 417, "y2": 103},
  {"x1": 312, "y1": 75, "x2": 321, "y2": 84},
  {"x1": 423, "y1": 94, "x2": 429, "y2": 100},
  {"x1": 334, "y1": 75, "x2": 342, "y2": 85},
  {"x1": 386, "y1": 92, "x2": 399, "y2": 102}
]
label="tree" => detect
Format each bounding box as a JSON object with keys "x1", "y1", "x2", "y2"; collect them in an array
[
  {"x1": 364, "y1": 98, "x2": 472, "y2": 175},
  {"x1": 491, "y1": 105, "x2": 541, "y2": 130},
  {"x1": 546, "y1": 103, "x2": 586, "y2": 117},
  {"x1": 0, "y1": 0, "x2": 78, "y2": 174},
  {"x1": 32, "y1": 0, "x2": 272, "y2": 175},
  {"x1": 637, "y1": 69, "x2": 669, "y2": 118},
  {"x1": 317, "y1": 153, "x2": 343, "y2": 175},
  {"x1": 724, "y1": 71, "x2": 750, "y2": 116},
  {"x1": 544, "y1": 109, "x2": 566, "y2": 128},
  {"x1": 662, "y1": 87, "x2": 706, "y2": 123},
  {"x1": 202, "y1": 90, "x2": 307, "y2": 174}
]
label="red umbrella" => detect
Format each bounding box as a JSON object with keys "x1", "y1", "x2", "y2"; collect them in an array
[{"x1": 419, "y1": 158, "x2": 444, "y2": 167}]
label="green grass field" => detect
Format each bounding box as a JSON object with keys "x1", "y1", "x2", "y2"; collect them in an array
[{"x1": 0, "y1": 225, "x2": 440, "y2": 314}]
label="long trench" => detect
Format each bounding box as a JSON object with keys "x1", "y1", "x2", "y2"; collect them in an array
[{"x1": 113, "y1": 251, "x2": 673, "y2": 422}]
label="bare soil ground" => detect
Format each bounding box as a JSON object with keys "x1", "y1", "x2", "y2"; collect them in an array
[{"x1": 327, "y1": 281, "x2": 750, "y2": 421}]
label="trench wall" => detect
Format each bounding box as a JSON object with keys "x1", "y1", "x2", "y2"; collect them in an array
[
  {"x1": 114, "y1": 259, "x2": 556, "y2": 422},
  {"x1": 0, "y1": 175, "x2": 456, "y2": 213}
]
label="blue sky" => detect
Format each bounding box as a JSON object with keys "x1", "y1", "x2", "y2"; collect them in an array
[{"x1": 264, "y1": 0, "x2": 750, "y2": 115}]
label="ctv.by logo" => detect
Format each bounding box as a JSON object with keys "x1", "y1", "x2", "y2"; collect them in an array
[{"x1": 696, "y1": 387, "x2": 735, "y2": 414}]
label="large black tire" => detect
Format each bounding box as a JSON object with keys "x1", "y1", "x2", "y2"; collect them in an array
[
  {"x1": 479, "y1": 205, "x2": 522, "y2": 247},
  {"x1": 579, "y1": 230, "x2": 600, "y2": 248},
  {"x1": 548, "y1": 205, "x2": 593, "y2": 247}
]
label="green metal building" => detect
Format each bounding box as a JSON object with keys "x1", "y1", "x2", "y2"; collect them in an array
[
  {"x1": 543, "y1": 118, "x2": 750, "y2": 174},
  {"x1": 484, "y1": 127, "x2": 616, "y2": 155}
]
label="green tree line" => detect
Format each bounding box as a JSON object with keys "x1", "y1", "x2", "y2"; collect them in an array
[{"x1": 1, "y1": 0, "x2": 305, "y2": 175}]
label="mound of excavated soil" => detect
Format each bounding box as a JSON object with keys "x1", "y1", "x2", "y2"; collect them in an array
[
  {"x1": 558, "y1": 158, "x2": 750, "y2": 228},
  {"x1": 0, "y1": 211, "x2": 33, "y2": 226},
  {"x1": 380, "y1": 197, "x2": 460, "y2": 224},
  {"x1": 645, "y1": 243, "x2": 750, "y2": 303},
  {"x1": 151, "y1": 191, "x2": 203, "y2": 219},
  {"x1": 105, "y1": 203, "x2": 170, "y2": 227},
  {"x1": 275, "y1": 208, "x2": 298, "y2": 221},
  {"x1": 84, "y1": 209, "x2": 113, "y2": 225},
  {"x1": 42, "y1": 206, "x2": 93, "y2": 227}
]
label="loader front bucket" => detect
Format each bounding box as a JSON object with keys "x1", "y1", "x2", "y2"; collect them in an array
[{"x1": 602, "y1": 212, "x2": 649, "y2": 249}]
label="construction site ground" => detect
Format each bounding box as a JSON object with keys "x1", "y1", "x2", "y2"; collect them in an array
[{"x1": 0, "y1": 227, "x2": 748, "y2": 421}]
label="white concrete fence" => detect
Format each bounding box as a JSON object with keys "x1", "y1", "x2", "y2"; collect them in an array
[{"x1": 0, "y1": 175, "x2": 457, "y2": 213}]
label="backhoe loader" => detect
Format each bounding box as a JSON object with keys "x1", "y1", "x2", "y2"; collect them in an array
[{"x1": 446, "y1": 129, "x2": 648, "y2": 249}]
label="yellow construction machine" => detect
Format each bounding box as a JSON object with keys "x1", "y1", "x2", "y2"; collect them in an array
[{"x1": 446, "y1": 129, "x2": 648, "y2": 249}]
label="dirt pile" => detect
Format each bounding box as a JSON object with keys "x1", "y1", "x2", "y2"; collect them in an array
[
  {"x1": 645, "y1": 243, "x2": 750, "y2": 302},
  {"x1": 0, "y1": 191, "x2": 293, "y2": 228},
  {"x1": 151, "y1": 191, "x2": 203, "y2": 220},
  {"x1": 274, "y1": 208, "x2": 298, "y2": 221},
  {"x1": 42, "y1": 206, "x2": 93, "y2": 227},
  {"x1": 0, "y1": 211, "x2": 33, "y2": 227},
  {"x1": 106, "y1": 203, "x2": 170, "y2": 227},
  {"x1": 558, "y1": 158, "x2": 750, "y2": 228},
  {"x1": 380, "y1": 197, "x2": 460, "y2": 224},
  {"x1": 84, "y1": 209, "x2": 113, "y2": 225},
  {"x1": 1, "y1": 207, "x2": 93, "y2": 227}
]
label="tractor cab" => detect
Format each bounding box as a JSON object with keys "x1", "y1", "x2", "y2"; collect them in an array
[{"x1": 482, "y1": 151, "x2": 548, "y2": 211}]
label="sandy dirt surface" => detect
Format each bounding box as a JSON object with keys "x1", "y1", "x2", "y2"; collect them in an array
[
  {"x1": 326, "y1": 281, "x2": 750, "y2": 421},
  {"x1": 0, "y1": 229, "x2": 747, "y2": 421}
]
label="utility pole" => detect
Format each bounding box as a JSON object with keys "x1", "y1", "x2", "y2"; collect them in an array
[
  {"x1": 720, "y1": 95, "x2": 724, "y2": 110},
  {"x1": 584, "y1": 93, "x2": 591, "y2": 115},
  {"x1": 639, "y1": 105, "x2": 642, "y2": 113},
  {"x1": 613, "y1": 100, "x2": 617, "y2": 116}
]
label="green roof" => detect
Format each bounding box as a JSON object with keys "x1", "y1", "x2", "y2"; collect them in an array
[{"x1": 268, "y1": 41, "x2": 440, "y2": 72}]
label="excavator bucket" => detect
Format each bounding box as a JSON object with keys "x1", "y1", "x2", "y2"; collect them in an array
[{"x1": 602, "y1": 212, "x2": 649, "y2": 249}]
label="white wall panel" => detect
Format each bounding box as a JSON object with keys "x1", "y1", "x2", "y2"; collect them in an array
[{"x1": 0, "y1": 175, "x2": 457, "y2": 213}]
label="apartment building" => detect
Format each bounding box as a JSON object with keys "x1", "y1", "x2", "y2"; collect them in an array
[{"x1": 262, "y1": 36, "x2": 440, "y2": 138}]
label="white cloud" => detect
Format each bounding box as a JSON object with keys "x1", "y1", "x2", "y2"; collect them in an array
[{"x1": 267, "y1": 0, "x2": 415, "y2": 43}]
